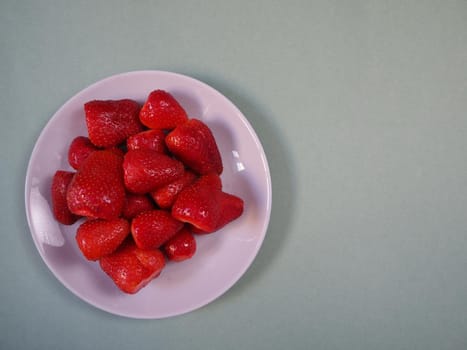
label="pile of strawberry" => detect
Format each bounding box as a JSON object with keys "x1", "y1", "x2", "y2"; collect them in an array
[{"x1": 50, "y1": 90, "x2": 244, "y2": 294}]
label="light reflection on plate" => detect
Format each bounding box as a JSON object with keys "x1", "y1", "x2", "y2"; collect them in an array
[{"x1": 24, "y1": 71, "x2": 271, "y2": 319}]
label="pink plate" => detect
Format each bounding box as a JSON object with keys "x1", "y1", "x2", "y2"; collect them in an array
[{"x1": 24, "y1": 71, "x2": 271, "y2": 319}]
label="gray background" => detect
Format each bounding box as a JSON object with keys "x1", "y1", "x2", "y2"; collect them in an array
[{"x1": 1, "y1": 1, "x2": 467, "y2": 349}]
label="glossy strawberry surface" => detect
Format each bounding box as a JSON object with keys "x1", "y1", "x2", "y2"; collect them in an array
[
  {"x1": 166, "y1": 119, "x2": 223, "y2": 175},
  {"x1": 212, "y1": 191, "x2": 244, "y2": 232},
  {"x1": 76, "y1": 218, "x2": 130, "y2": 261},
  {"x1": 163, "y1": 227, "x2": 197, "y2": 262},
  {"x1": 131, "y1": 209, "x2": 184, "y2": 249},
  {"x1": 67, "y1": 136, "x2": 98, "y2": 170},
  {"x1": 122, "y1": 193, "x2": 155, "y2": 220},
  {"x1": 126, "y1": 129, "x2": 167, "y2": 153},
  {"x1": 66, "y1": 150, "x2": 125, "y2": 219},
  {"x1": 123, "y1": 149, "x2": 184, "y2": 194},
  {"x1": 171, "y1": 175, "x2": 222, "y2": 232},
  {"x1": 99, "y1": 239, "x2": 166, "y2": 294},
  {"x1": 139, "y1": 89, "x2": 188, "y2": 130},
  {"x1": 150, "y1": 170, "x2": 197, "y2": 209},
  {"x1": 51, "y1": 170, "x2": 79, "y2": 225},
  {"x1": 85, "y1": 99, "x2": 144, "y2": 148}
]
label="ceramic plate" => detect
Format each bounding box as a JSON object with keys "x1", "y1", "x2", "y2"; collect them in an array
[{"x1": 24, "y1": 71, "x2": 271, "y2": 319}]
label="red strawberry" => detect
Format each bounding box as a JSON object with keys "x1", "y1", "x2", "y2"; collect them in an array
[
  {"x1": 171, "y1": 175, "x2": 222, "y2": 232},
  {"x1": 165, "y1": 119, "x2": 223, "y2": 175},
  {"x1": 163, "y1": 227, "x2": 196, "y2": 262},
  {"x1": 131, "y1": 210, "x2": 184, "y2": 249},
  {"x1": 51, "y1": 170, "x2": 80, "y2": 225},
  {"x1": 139, "y1": 90, "x2": 188, "y2": 130},
  {"x1": 219, "y1": 191, "x2": 243, "y2": 221},
  {"x1": 214, "y1": 192, "x2": 244, "y2": 232},
  {"x1": 84, "y1": 99, "x2": 144, "y2": 148},
  {"x1": 67, "y1": 150, "x2": 125, "y2": 219},
  {"x1": 107, "y1": 147, "x2": 125, "y2": 158},
  {"x1": 75, "y1": 218, "x2": 130, "y2": 260},
  {"x1": 133, "y1": 247, "x2": 166, "y2": 273},
  {"x1": 122, "y1": 193, "x2": 155, "y2": 220},
  {"x1": 126, "y1": 129, "x2": 167, "y2": 153},
  {"x1": 195, "y1": 172, "x2": 222, "y2": 190},
  {"x1": 123, "y1": 149, "x2": 184, "y2": 194},
  {"x1": 68, "y1": 136, "x2": 99, "y2": 170},
  {"x1": 150, "y1": 170, "x2": 197, "y2": 209},
  {"x1": 191, "y1": 192, "x2": 244, "y2": 234},
  {"x1": 99, "y1": 239, "x2": 166, "y2": 294}
]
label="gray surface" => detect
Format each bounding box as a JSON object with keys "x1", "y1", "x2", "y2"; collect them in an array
[{"x1": 1, "y1": 1, "x2": 467, "y2": 349}]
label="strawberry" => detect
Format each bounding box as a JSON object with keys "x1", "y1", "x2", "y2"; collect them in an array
[
  {"x1": 99, "y1": 239, "x2": 166, "y2": 294},
  {"x1": 163, "y1": 227, "x2": 196, "y2": 262},
  {"x1": 191, "y1": 192, "x2": 244, "y2": 234},
  {"x1": 75, "y1": 218, "x2": 130, "y2": 261},
  {"x1": 195, "y1": 172, "x2": 222, "y2": 190},
  {"x1": 139, "y1": 90, "x2": 188, "y2": 130},
  {"x1": 84, "y1": 99, "x2": 144, "y2": 148},
  {"x1": 107, "y1": 147, "x2": 125, "y2": 158},
  {"x1": 51, "y1": 170, "x2": 80, "y2": 225},
  {"x1": 212, "y1": 191, "x2": 244, "y2": 232},
  {"x1": 150, "y1": 170, "x2": 197, "y2": 209},
  {"x1": 122, "y1": 193, "x2": 155, "y2": 220},
  {"x1": 217, "y1": 192, "x2": 245, "y2": 230},
  {"x1": 165, "y1": 119, "x2": 223, "y2": 175},
  {"x1": 123, "y1": 149, "x2": 184, "y2": 194},
  {"x1": 171, "y1": 175, "x2": 222, "y2": 232},
  {"x1": 68, "y1": 136, "x2": 98, "y2": 170},
  {"x1": 133, "y1": 247, "x2": 166, "y2": 273},
  {"x1": 126, "y1": 129, "x2": 167, "y2": 153},
  {"x1": 67, "y1": 150, "x2": 125, "y2": 219},
  {"x1": 131, "y1": 210, "x2": 184, "y2": 249}
]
